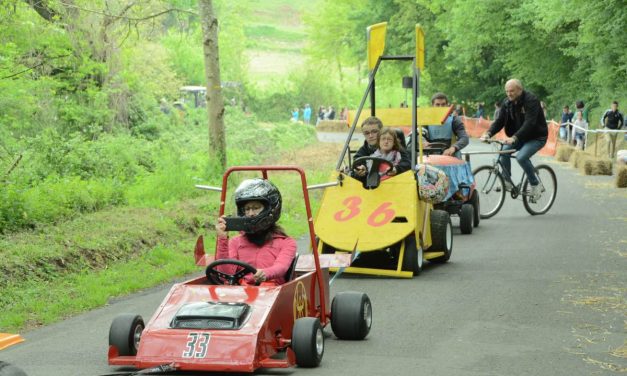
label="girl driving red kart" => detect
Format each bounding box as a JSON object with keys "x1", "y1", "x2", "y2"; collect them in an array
[{"x1": 214, "y1": 178, "x2": 296, "y2": 285}]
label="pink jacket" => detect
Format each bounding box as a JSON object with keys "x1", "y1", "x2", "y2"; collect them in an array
[{"x1": 216, "y1": 233, "x2": 297, "y2": 284}]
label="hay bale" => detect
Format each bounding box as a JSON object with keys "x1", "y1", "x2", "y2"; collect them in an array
[
  {"x1": 582, "y1": 157, "x2": 613, "y2": 175},
  {"x1": 596, "y1": 158, "x2": 613, "y2": 175},
  {"x1": 316, "y1": 120, "x2": 349, "y2": 132},
  {"x1": 569, "y1": 150, "x2": 590, "y2": 169},
  {"x1": 616, "y1": 165, "x2": 627, "y2": 188},
  {"x1": 556, "y1": 144, "x2": 576, "y2": 162}
]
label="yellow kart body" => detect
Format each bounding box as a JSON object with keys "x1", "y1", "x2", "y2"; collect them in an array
[
  {"x1": 315, "y1": 171, "x2": 447, "y2": 278},
  {"x1": 314, "y1": 22, "x2": 453, "y2": 278}
]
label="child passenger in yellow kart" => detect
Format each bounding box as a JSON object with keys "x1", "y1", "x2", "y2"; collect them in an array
[{"x1": 353, "y1": 117, "x2": 411, "y2": 180}]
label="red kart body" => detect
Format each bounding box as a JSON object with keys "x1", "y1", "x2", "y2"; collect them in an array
[
  {"x1": 108, "y1": 268, "x2": 329, "y2": 372},
  {"x1": 107, "y1": 166, "x2": 370, "y2": 373}
]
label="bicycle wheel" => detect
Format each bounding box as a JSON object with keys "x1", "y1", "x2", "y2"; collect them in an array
[
  {"x1": 472, "y1": 166, "x2": 506, "y2": 219},
  {"x1": 522, "y1": 164, "x2": 557, "y2": 215}
]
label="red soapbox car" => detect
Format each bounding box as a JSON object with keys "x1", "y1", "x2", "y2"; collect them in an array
[{"x1": 107, "y1": 166, "x2": 372, "y2": 373}]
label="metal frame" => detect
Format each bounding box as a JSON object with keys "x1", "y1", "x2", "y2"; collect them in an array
[{"x1": 336, "y1": 55, "x2": 421, "y2": 172}]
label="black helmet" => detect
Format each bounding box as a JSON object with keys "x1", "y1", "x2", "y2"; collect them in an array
[{"x1": 234, "y1": 178, "x2": 282, "y2": 233}]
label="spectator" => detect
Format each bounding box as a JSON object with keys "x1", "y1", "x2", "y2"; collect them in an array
[
  {"x1": 326, "y1": 106, "x2": 336, "y2": 120},
  {"x1": 474, "y1": 103, "x2": 485, "y2": 119},
  {"x1": 601, "y1": 101, "x2": 624, "y2": 158},
  {"x1": 303, "y1": 104, "x2": 312, "y2": 125},
  {"x1": 339, "y1": 107, "x2": 349, "y2": 121},
  {"x1": 572, "y1": 110, "x2": 588, "y2": 150},
  {"x1": 560, "y1": 105, "x2": 574, "y2": 141},
  {"x1": 454, "y1": 104, "x2": 464, "y2": 117},
  {"x1": 316, "y1": 106, "x2": 325, "y2": 126},
  {"x1": 575, "y1": 100, "x2": 590, "y2": 123},
  {"x1": 493, "y1": 101, "x2": 501, "y2": 121},
  {"x1": 291, "y1": 108, "x2": 299, "y2": 122}
]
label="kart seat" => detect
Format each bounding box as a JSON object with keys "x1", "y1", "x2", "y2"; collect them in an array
[
  {"x1": 395, "y1": 128, "x2": 407, "y2": 149},
  {"x1": 284, "y1": 254, "x2": 299, "y2": 282}
]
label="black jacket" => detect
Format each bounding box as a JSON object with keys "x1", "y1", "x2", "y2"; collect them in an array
[
  {"x1": 352, "y1": 141, "x2": 412, "y2": 179},
  {"x1": 488, "y1": 91, "x2": 548, "y2": 142}
]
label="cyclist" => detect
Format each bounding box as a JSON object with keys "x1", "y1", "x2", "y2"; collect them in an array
[
  {"x1": 425, "y1": 92, "x2": 469, "y2": 158},
  {"x1": 480, "y1": 79, "x2": 547, "y2": 201}
]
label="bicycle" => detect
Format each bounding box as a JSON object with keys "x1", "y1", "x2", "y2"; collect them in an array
[{"x1": 469, "y1": 139, "x2": 557, "y2": 218}]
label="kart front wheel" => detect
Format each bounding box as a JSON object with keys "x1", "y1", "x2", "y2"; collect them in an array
[
  {"x1": 331, "y1": 291, "x2": 372, "y2": 340},
  {"x1": 429, "y1": 210, "x2": 453, "y2": 263},
  {"x1": 0, "y1": 362, "x2": 27, "y2": 376},
  {"x1": 109, "y1": 314, "x2": 145, "y2": 356},
  {"x1": 401, "y1": 234, "x2": 423, "y2": 276},
  {"x1": 292, "y1": 317, "x2": 324, "y2": 368},
  {"x1": 459, "y1": 203, "x2": 474, "y2": 234}
]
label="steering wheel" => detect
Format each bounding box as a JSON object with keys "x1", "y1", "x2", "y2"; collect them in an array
[
  {"x1": 423, "y1": 142, "x2": 449, "y2": 155},
  {"x1": 352, "y1": 156, "x2": 395, "y2": 189},
  {"x1": 205, "y1": 259, "x2": 257, "y2": 285},
  {"x1": 353, "y1": 156, "x2": 394, "y2": 174}
]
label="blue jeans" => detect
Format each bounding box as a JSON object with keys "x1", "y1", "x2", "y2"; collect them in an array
[{"x1": 499, "y1": 138, "x2": 547, "y2": 186}]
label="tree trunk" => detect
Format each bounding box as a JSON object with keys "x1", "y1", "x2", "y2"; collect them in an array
[{"x1": 198, "y1": 0, "x2": 226, "y2": 170}]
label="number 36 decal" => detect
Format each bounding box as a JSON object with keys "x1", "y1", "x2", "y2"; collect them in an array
[
  {"x1": 182, "y1": 332, "x2": 210, "y2": 358},
  {"x1": 333, "y1": 196, "x2": 395, "y2": 227}
]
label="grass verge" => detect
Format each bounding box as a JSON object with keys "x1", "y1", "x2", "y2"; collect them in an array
[{"x1": 0, "y1": 139, "x2": 342, "y2": 333}]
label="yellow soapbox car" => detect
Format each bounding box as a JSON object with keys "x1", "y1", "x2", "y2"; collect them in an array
[{"x1": 314, "y1": 23, "x2": 453, "y2": 278}]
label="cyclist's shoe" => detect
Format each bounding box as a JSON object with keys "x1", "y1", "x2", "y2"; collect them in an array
[
  {"x1": 530, "y1": 184, "x2": 542, "y2": 202},
  {"x1": 503, "y1": 179, "x2": 514, "y2": 192}
]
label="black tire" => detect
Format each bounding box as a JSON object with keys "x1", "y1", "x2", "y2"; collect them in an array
[
  {"x1": 459, "y1": 203, "x2": 474, "y2": 234},
  {"x1": 331, "y1": 292, "x2": 373, "y2": 340},
  {"x1": 0, "y1": 362, "x2": 27, "y2": 376},
  {"x1": 472, "y1": 165, "x2": 505, "y2": 219},
  {"x1": 401, "y1": 234, "x2": 423, "y2": 276},
  {"x1": 292, "y1": 317, "x2": 324, "y2": 368},
  {"x1": 109, "y1": 314, "x2": 145, "y2": 356},
  {"x1": 429, "y1": 210, "x2": 453, "y2": 263},
  {"x1": 522, "y1": 164, "x2": 557, "y2": 215},
  {"x1": 320, "y1": 241, "x2": 335, "y2": 254},
  {"x1": 470, "y1": 190, "x2": 480, "y2": 227}
]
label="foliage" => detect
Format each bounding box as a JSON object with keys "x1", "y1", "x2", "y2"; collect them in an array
[{"x1": 304, "y1": 0, "x2": 626, "y2": 118}]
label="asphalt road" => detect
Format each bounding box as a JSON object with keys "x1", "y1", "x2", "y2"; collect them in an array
[{"x1": 3, "y1": 139, "x2": 626, "y2": 375}]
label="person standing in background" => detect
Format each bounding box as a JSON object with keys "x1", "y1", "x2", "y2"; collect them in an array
[
  {"x1": 601, "y1": 101, "x2": 624, "y2": 158},
  {"x1": 303, "y1": 104, "x2": 312, "y2": 125},
  {"x1": 560, "y1": 105, "x2": 574, "y2": 141}
]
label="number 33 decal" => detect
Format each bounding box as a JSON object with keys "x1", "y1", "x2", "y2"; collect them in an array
[
  {"x1": 333, "y1": 196, "x2": 395, "y2": 227},
  {"x1": 182, "y1": 332, "x2": 210, "y2": 358}
]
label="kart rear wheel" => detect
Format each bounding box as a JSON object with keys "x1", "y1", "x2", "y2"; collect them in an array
[
  {"x1": 401, "y1": 234, "x2": 423, "y2": 276},
  {"x1": 331, "y1": 292, "x2": 372, "y2": 340},
  {"x1": 0, "y1": 362, "x2": 27, "y2": 376},
  {"x1": 292, "y1": 317, "x2": 324, "y2": 368},
  {"x1": 429, "y1": 210, "x2": 453, "y2": 263},
  {"x1": 459, "y1": 203, "x2": 474, "y2": 235},
  {"x1": 470, "y1": 190, "x2": 480, "y2": 227},
  {"x1": 109, "y1": 314, "x2": 145, "y2": 356}
]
